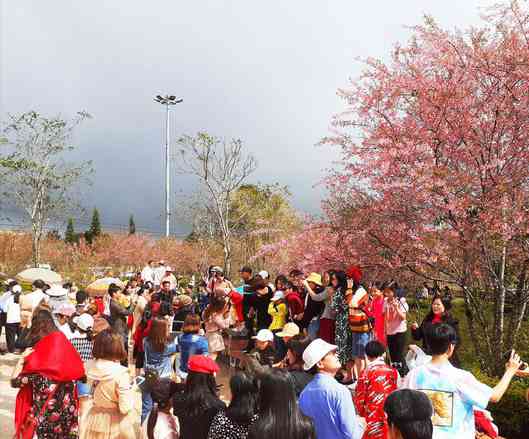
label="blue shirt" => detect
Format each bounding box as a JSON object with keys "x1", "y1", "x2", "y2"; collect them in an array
[
  {"x1": 0, "y1": 292, "x2": 11, "y2": 313},
  {"x1": 143, "y1": 338, "x2": 178, "y2": 378},
  {"x1": 299, "y1": 373, "x2": 363, "y2": 439},
  {"x1": 177, "y1": 333, "x2": 209, "y2": 372}
]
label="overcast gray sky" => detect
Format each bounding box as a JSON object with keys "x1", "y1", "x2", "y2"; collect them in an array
[{"x1": 1, "y1": 0, "x2": 494, "y2": 236}]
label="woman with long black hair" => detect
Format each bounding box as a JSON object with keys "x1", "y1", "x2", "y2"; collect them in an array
[
  {"x1": 207, "y1": 372, "x2": 258, "y2": 439},
  {"x1": 248, "y1": 369, "x2": 315, "y2": 439},
  {"x1": 143, "y1": 378, "x2": 179, "y2": 439},
  {"x1": 173, "y1": 355, "x2": 225, "y2": 439}
]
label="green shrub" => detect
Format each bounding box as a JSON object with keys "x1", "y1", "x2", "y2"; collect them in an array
[{"x1": 472, "y1": 369, "x2": 529, "y2": 439}]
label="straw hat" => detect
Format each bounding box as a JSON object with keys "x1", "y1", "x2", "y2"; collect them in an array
[{"x1": 306, "y1": 273, "x2": 322, "y2": 287}]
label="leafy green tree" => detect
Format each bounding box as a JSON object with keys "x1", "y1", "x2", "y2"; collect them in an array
[
  {"x1": 0, "y1": 111, "x2": 93, "y2": 266},
  {"x1": 65, "y1": 218, "x2": 76, "y2": 244},
  {"x1": 129, "y1": 214, "x2": 136, "y2": 235}
]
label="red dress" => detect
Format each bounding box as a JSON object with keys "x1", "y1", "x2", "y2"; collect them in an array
[
  {"x1": 365, "y1": 293, "x2": 386, "y2": 346},
  {"x1": 354, "y1": 359, "x2": 398, "y2": 439}
]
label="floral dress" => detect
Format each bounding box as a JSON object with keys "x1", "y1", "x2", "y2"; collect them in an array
[
  {"x1": 330, "y1": 287, "x2": 354, "y2": 364},
  {"x1": 13, "y1": 374, "x2": 79, "y2": 438}
]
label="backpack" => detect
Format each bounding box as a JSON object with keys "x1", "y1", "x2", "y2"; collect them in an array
[{"x1": 346, "y1": 286, "x2": 372, "y2": 333}]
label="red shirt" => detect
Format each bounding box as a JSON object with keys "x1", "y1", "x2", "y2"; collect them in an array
[
  {"x1": 285, "y1": 291, "x2": 304, "y2": 316},
  {"x1": 354, "y1": 359, "x2": 399, "y2": 439}
]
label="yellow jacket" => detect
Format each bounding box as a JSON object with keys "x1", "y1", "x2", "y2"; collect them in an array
[{"x1": 268, "y1": 301, "x2": 288, "y2": 331}]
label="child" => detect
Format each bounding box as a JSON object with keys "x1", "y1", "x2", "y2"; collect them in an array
[
  {"x1": 354, "y1": 340, "x2": 399, "y2": 439},
  {"x1": 203, "y1": 295, "x2": 231, "y2": 361},
  {"x1": 142, "y1": 378, "x2": 180, "y2": 439},
  {"x1": 268, "y1": 291, "x2": 288, "y2": 357}
]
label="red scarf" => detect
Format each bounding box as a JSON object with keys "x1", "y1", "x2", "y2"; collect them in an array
[{"x1": 14, "y1": 331, "x2": 85, "y2": 435}]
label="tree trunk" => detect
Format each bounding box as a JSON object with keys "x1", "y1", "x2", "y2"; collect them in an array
[
  {"x1": 31, "y1": 229, "x2": 41, "y2": 268},
  {"x1": 223, "y1": 234, "x2": 232, "y2": 277}
]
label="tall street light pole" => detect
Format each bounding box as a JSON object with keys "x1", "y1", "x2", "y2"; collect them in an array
[{"x1": 154, "y1": 94, "x2": 183, "y2": 237}]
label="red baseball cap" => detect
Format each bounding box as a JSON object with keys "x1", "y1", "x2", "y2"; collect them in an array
[{"x1": 188, "y1": 355, "x2": 220, "y2": 375}]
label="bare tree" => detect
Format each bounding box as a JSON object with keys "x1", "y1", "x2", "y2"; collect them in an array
[
  {"x1": 177, "y1": 132, "x2": 256, "y2": 275},
  {"x1": 0, "y1": 111, "x2": 93, "y2": 267}
]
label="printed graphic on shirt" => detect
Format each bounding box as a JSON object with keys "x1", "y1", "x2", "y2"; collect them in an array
[{"x1": 422, "y1": 389, "x2": 454, "y2": 427}]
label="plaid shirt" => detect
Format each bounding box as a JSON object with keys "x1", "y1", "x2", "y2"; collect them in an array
[{"x1": 70, "y1": 337, "x2": 94, "y2": 362}]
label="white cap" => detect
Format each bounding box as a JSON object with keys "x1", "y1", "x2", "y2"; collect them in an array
[
  {"x1": 12, "y1": 284, "x2": 22, "y2": 293},
  {"x1": 271, "y1": 291, "x2": 284, "y2": 302},
  {"x1": 165, "y1": 266, "x2": 173, "y2": 272},
  {"x1": 73, "y1": 313, "x2": 94, "y2": 331},
  {"x1": 252, "y1": 329, "x2": 274, "y2": 342},
  {"x1": 46, "y1": 285, "x2": 68, "y2": 297},
  {"x1": 258, "y1": 270, "x2": 269, "y2": 279},
  {"x1": 302, "y1": 338, "x2": 337, "y2": 371}
]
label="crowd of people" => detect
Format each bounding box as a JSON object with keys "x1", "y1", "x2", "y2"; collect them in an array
[{"x1": 0, "y1": 260, "x2": 528, "y2": 439}]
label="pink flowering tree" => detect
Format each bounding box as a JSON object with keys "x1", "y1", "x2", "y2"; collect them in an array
[{"x1": 320, "y1": 1, "x2": 529, "y2": 374}]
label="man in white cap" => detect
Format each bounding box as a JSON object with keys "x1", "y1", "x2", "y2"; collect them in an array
[{"x1": 299, "y1": 338, "x2": 363, "y2": 439}]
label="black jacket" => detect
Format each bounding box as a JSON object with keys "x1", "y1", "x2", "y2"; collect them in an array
[{"x1": 411, "y1": 315, "x2": 460, "y2": 366}]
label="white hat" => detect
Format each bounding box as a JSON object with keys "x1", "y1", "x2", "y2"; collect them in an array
[
  {"x1": 302, "y1": 338, "x2": 338, "y2": 371},
  {"x1": 165, "y1": 266, "x2": 173, "y2": 272},
  {"x1": 258, "y1": 270, "x2": 269, "y2": 279},
  {"x1": 12, "y1": 284, "x2": 22, "y2": 293},
  {"x1": 73, "y1": 313, "x2": 94, "y2": 332},
  {"x1": 276, "y1": 322, "x2": 300, "y2": 338},
  {"x1": 46, "y1": 285, "x2": 68, "y2": 297},
  {"x1": 159, "y1": 260, "x2": 165, "y2": 265},
  {"x1": 252, "y1": 329, "x2": 274, "y2": 342},
  {"x1": 271, "y1": 291, "x2": 284, "y2": 302}
]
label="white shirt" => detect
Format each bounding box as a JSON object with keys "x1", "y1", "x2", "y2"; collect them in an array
[
  {"x1": 153, "y1": 266, "x2": 167, "y2": 285},
  {"x1": 141, "y1": 265, "x2": 155, "y2": 283},
  {"x1": 25, "y1": 289, "x2": 47, "y2": 310},
  {"x1": 403, "y1": 360, "x2": 493, "y2": 439},
  {"x1": 59, "y1": 322, "x2": 75, "y2": 340},
  {"x1": 6, "y1": 295, "x2": 21, "y2": 324}
]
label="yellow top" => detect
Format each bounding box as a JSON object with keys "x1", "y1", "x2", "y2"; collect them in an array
[{"x1": 268, "y1": 301, "x2": 288, "y2": 331}]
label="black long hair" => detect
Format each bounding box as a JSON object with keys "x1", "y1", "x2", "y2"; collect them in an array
[
  {"x1": 226, "y1": 372, "x2": 259, "y2": 425},
  {"x1": 184, "y1": 371, "x2": 221, "y2": 417},
  {"x1": 147, "y1": 378, "x2": 179, "y2": 439},
  {"x1": 332, "y1": 270, "x2": 348, "y2": 291},
  {"x1": 248, "y1": 369, "x2": 315, "y2": 439}
]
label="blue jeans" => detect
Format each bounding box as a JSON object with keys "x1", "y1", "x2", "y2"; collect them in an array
[
  {"x1": 76, "y1": 380, "x2": 91, "y2": 397},
  {"x1": 141, "y1": 389, "x2": 153, "y2": 423},
  {"x1": 308, "y1": 319, "x2": 320, "y2": 340}
]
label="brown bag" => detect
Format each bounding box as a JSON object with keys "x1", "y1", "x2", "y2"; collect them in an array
[{"x1": 16, "y1": 383, "x2": 61, "y2": 439}]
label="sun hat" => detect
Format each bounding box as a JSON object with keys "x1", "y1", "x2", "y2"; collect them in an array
[
  {"x1": 306, "y1": 273, "x2": 322, "y2": 287},
  {"x1": 188, "y1": 355, "x2": 220, "y2": 374},
  {"x1": 271, "y1": 291, "x2": 284, "y2": 302},
  {"x1": 46, "y1": 285, "x2": 68, "y2": 297},
  {"x1": 276, "y1": 322, "x2": 300, "y2": 338},
  {"x1": 55, "y1": 303, "x2": 76, "y2": 317},
  {"x1": 73, "y1": 313, "x2": 94, "y2": 331},
  {"x1": 302, "y1": 338, "x2": 338, "y2": 371},
  {"x1": 252, "y1": 329, "x2": 274, "y2": 342},
  {"x1": 177, "y1": 295, "x2": 193, "y2": 306},
  {"x1": 258, "y1": 270, "x2": 269, "y2": 279}
]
